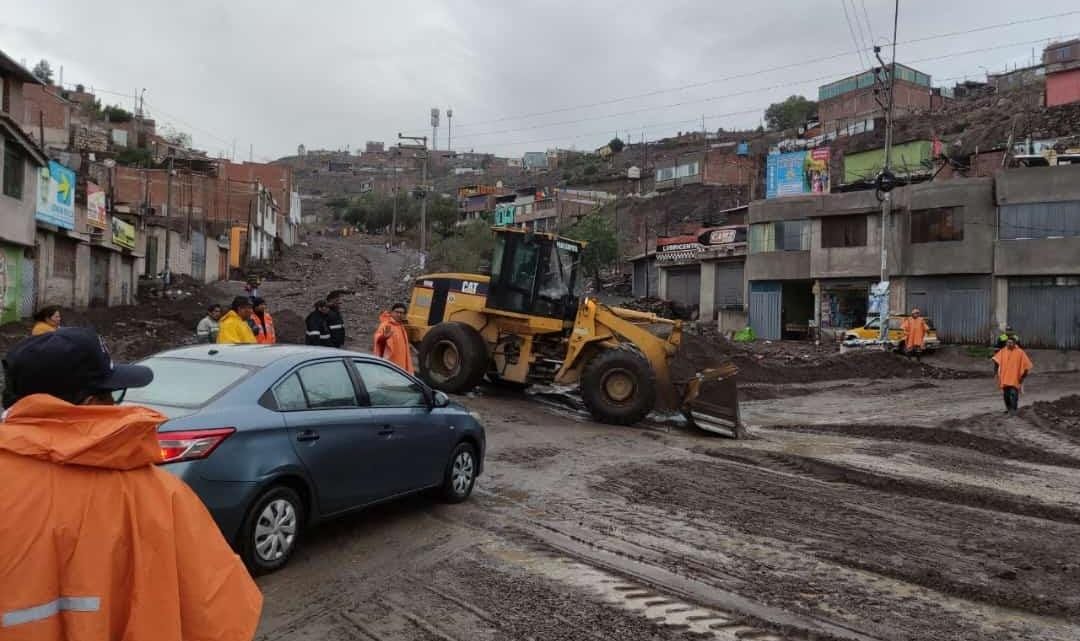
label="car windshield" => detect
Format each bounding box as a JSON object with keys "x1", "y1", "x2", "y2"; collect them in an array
[{"x1": 124, "y1": 357, "x2": 252, "y2": 408}]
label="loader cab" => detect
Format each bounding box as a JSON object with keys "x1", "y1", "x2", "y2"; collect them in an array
[{"x1": 487, "y1": 230, "x2": 584, "y2": 321}]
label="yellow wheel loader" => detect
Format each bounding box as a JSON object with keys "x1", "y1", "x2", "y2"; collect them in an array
[{"x1": 404, "y1": 227, "x2": 741, "y2": 435}]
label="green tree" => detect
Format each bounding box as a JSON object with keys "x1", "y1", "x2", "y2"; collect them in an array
[
  {"x1": 429, "y1": 220, "x2": 496, "y2": 273},
  {"x1": 583, "y1": 164, "x2": 598, "y2": 176},
  {"x1": 32, "y1": 59, "x2": 53, "y2": 84},
  {"x1": 764, "y1": 95, "x2": 817, "y2": 131},
  {"x1": 565, "y1": 213, "x2": 618, "y2": 290},
  {"x1": 427, "y1": 196, "x2": 460, "y2": 237},
  {"x1": 104, "y1": 104, "x2": 134, "y2": 123},
  {"x1": 608, "y1": 137, "x2": 625, "y2": 153}
]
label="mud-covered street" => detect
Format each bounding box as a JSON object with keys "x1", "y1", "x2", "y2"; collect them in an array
[
  {"x1": 2, "y1": 234, "x2": 1074, "y2": 640},
  {"x1": 239, "y1": 236, "x2": 1080, "y2": 641}
]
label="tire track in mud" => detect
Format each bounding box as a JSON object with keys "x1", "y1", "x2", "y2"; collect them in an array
[
  {"x1": 697, "y1": 448, "x2": 1080, "y2": 525},
  {"x1": 590, "y1": 458, "x2": 1080, "y2": 624},
  {"x1": 764, "y1": 422, "x2": 1080, "y2": 470}
]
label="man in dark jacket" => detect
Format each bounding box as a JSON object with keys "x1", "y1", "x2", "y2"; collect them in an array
[
  {"x1": 325, "y1": 290, "x2": 346, "y2": 348},
  {"x1": 305, "y1": 300, "x2": 333, "y2": 346}
]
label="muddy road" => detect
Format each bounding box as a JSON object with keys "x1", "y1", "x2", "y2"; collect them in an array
[
  {"x1": 248, "y1": 235, "x2": 1080, "y2": 641},
  {"x1": 257, "y1": 381, "x2": 1080, "y2": 641}
]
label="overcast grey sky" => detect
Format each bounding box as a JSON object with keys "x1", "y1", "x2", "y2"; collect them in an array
[{"x1": 2, "y1": 1, "x2": 1079, "y2": 160}]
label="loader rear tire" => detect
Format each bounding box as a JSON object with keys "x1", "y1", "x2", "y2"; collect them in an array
[
  {"x1": 581, "y1": 347, "x2": 656, "y2": 426},
  {"x1": 418, "y1": 323, "x2": 488, "y2": 394}
]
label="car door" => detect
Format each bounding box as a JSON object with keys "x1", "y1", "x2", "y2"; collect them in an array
[
  {"x1": 277, "y1": 359, "x2": 389, "y2": 514},
  {"x1": 351, "y1": 359, "x2": 453, "y2": 494}
]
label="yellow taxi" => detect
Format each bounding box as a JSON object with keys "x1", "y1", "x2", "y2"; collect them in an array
[{"x1": 843, "y1": 315, "x2": 940, "y2": 351}]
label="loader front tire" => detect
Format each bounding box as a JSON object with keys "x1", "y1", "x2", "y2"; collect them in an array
[
  {"x1": 581, "y1": 347, "x2": 656, "y2": 426},
  {"x1": 418, "y1": 323, "x2": 488, "y2": 394}
]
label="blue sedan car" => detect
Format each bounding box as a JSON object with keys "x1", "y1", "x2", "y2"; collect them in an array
[{"x1": 123, "y1": 344, "x2": 485, "y2": 574}]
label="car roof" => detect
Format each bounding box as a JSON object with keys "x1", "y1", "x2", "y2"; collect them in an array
[{"x1": 146, "y1": 344, "x2": 374, "y2": 368}]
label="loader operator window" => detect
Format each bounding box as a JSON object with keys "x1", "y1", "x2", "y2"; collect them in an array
[{"x1": 488, "y1": 233, "x2": 580, "y2": 319}]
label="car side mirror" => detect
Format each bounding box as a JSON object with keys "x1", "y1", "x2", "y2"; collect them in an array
[{"x1": 432, "y1": 390, "x2": 450, "y2": 408}]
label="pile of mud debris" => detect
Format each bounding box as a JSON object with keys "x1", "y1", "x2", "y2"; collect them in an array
[
  {"x1": 672, "y1": 329, "x2": 971, "y2": 385},
  {"x1": 0, "y1": 280, "x2": 224, "y2": 367}
]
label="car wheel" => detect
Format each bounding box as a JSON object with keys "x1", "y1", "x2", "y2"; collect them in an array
[
  {"x1": 239, "y1": 485, "x2": 304, "y2": 575},
  {"x1": 441, "y1": 442, "x2": 478, "y2": 503}
]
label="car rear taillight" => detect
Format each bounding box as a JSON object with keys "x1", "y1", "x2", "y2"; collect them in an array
[{"x1": 157, "y1": 428, "x2": 235, "y2": 464}]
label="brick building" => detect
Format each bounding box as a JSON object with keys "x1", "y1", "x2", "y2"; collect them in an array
[
  {"x1": 21, "y1": 84, "x2": 71, "y2": 149},
  {"x1": 1044, "y1": 39, "x2": 1080, "y2": 107},
  {"x1": 817, "y1": 63, "x2": 942, "y2": 134}
]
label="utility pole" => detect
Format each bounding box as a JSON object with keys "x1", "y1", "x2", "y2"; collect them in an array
[
  {"x1": 390, "y1": 149, "x2": 400, "y2": 249},
  {"x1": 398, "y1": 133, "x2": 429, "y2": 257},
  {"x1": 873, "y1": 0, "x2": 900, "y2": 343},
  {"x1": 164, "y1": 152, "x2": 174, "y2": 273}
]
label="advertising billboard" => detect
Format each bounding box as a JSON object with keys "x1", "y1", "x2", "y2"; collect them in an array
[
  {"x1": 493, "y1": 203, "x2": 515, "y2": 226},
  {"x1": 765, "y1": 147, "x2": 830, "y2": 198},
  {"x1": 36, "y1": 160, "x2": 76, "y2": 230},
  {"x1": 111, "y1": 217, "x2": 136, "y2": 249},
  {"x1": 87, "y1": 182, "x2": 108, "y2": 229}
]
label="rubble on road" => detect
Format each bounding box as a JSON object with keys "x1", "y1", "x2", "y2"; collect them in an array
[{"x1": 671, "y1": 326, "x2": 972, "y2": 386}]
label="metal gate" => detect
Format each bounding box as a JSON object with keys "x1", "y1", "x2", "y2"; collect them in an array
[
  {"x1": 905, "y1": 276, "x2": 992, "y2": 344},
  {"x1": 89, "y1": 249, "x2": 109, "y2": 308},
  {"x1": 191, "y1": 230, "x2": 206, "y2": 283},
  {"x1": 19, "y1": 254, "x2": 34, "y2": 318},
  {"x1": 714, "y1": 261, "x2": 745, "y2": 309},
  {"x1": 665, "y1": 265, "x2": 701, "y2": 307},
  {"x1": 749, "y1": 281, "x2": 782, "y2": 340},
  {"x1": 1008, "y1": 279, "x2": 1080, "y2": 349},
  {"x1": 145, "y1": 236, "x2": 158, "y2": 276},
  {"x1": 633, "y1": 258, "x2": 658, "y2": 298},
  {"x1": 121, "y1": 256, "x2": 134, "y2": 305}
]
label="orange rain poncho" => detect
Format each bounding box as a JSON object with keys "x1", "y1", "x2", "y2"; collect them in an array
[
  {"x1": 0, "y1": 394, "x2": 261, "y2": 641},
  {"x1": 901, "y1": 316, "x2": 929, "y2": 348},
  {"x1": 992, "y1": 345, "x2": 1033, "y2": 389},
  {"x1": 373, "y1": 311, "x2": 413, "y2": 374}
]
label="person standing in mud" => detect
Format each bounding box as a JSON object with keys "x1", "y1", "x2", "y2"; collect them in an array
[
  {"x1": 249, "y1": 297, "x2": 276, "y2": 345},
  {"x1": 992, "y1": 337, "x2": 1033, "y2": 416},
  {"x1": 196, "y1": 304, "x2": 223, "y2": 343},
  {"x1": 305, "y1": 300, "x2": 334, "y2": 346},
  {"x1": 373, "y1": 303, "x2": 413, "y2": 374},
  {"x1": 326, "y1": 290, "x2": 346, "y2": 348},
  {"x1": 31, "y1": 305, "x2": 62, "y2": 335},
  {"x1": 900, "y1": 308, "x2": 929, "y2": 362},
  {"x1": 217, "y1": 297, "x2": 258, "y2": 344}
]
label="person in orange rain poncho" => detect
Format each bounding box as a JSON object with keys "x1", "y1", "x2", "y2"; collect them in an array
[
  {"x1": 374, "y1": 303, "x2": 413, "y2": 374},
  {"x1": 0, "y1": 327, "x2": 261, "y2": 641},
  {"x1": 992, "y1": 337, "x2": 1033, "y2": 416},
  {"x1": 900, "y1": 308, "x2": 929, "y2": 362}
]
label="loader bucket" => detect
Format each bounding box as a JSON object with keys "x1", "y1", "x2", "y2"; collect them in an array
[{"x1": 680, "y1": 363, "x2": 743, "y2": 438}]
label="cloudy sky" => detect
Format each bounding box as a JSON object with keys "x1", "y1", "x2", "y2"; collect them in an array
[{"x1": 3, "y1": 1, "x2": 1079, "y2": 160}]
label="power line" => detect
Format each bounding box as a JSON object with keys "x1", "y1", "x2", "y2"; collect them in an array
[
  {"x1": 842, "y1": 0, "x2": 871, "y2": 69},
  {"x1": 860, "y1": 0, "x2": 878, "y2": 45},
  {"x1": 435, "y1": 11, "x2": 1080, "y2": 134}
]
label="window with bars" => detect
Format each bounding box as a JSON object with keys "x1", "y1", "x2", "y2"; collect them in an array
[
  {"x1": 821, "y1": 214, "x2": 868, "y2": 248},
  {"x1": 2, "y1": 139, "x2": 25, "y2": 200},
  {"x1": 999, "y1": 201, "x2": 1080, "y2": 239},
  {"x1": 911, "y1": 207, "x2": 963, "y2": 243}
]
